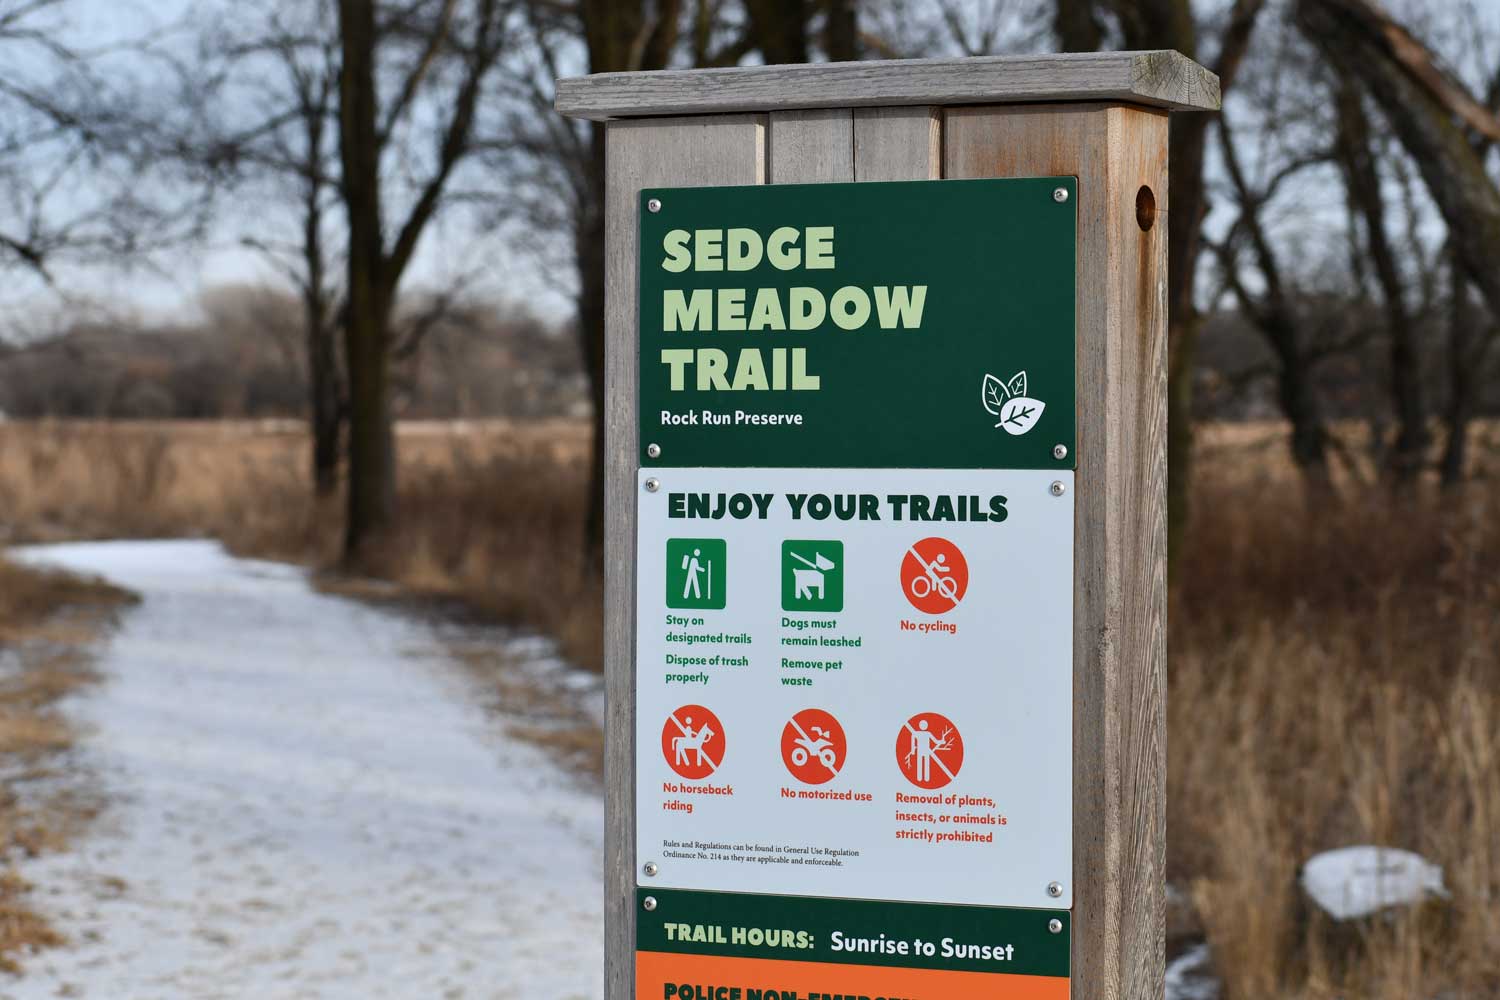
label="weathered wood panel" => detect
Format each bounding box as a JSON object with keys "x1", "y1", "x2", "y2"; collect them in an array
[
  {"x1": 558, "y1": 51, "x2": 1219, "y2": 121},
  {"x1": 768, "y1": 109, "x2": 854, "y2": 182},
  {"x1": 853, "y1": 107, "x2": 941, "y2": 181},
  {"x1": 602, "y1": 114, "x2": 765, "y2": 1000},
  {"x1": 945, "y1": 103, "x2": 1169, "y2": 1000}
]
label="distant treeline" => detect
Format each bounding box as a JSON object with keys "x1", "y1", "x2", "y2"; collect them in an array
[
  {"x1": 1195, "y1": 300, "x2": 1500, "y2": 425},
  {"x1": 0, "y1": 286, "x2": 587, "y2": 421}
]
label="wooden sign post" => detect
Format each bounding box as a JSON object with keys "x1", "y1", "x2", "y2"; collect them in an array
[{"x1": 558, "y1": 51, "x2": 1219, "y2": 1000}]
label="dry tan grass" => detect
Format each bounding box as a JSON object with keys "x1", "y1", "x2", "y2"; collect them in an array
[
  {"x1": 0, "y1": 555, "x2": 132, "y2": 973},
  {"x1": 1174, "y1": 437, "x2": 1500, "y2": 998},
  {"x1": 0, "y1": 418, "x2": 601, "y2": 667},
  {"x1": 1, "y1": 417, "x2": 1498, "y2": 993},
  {"x1": 0, "y1": 871, "x2": 63, "y2": 976}
]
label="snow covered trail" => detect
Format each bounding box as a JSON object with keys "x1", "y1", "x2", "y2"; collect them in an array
[{"x1": 4, "y1": 540, "x2": 603, "y2": 1000}]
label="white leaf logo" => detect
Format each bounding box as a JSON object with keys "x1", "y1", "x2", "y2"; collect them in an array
[
  {"x1": 998, "y1": 397, "x2": 1046, "y2": 435},
  {"x1": 981, "y1": 373, "x2": 1008, "y2": 416},
  {"x1": 982, "y1": 370, "x2": 1045, "y2": 435}
]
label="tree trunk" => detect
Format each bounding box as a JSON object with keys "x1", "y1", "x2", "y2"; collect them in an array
[
  {"x1": 337, "y1": 0, "x2": 396, "y2": 561},
  {"x1": 822, "y1": 0, "x2": 858, "y2": 61},
  {"x1": 1054, "y1": 0, "x2": 1103, "y2": 51},
  {"x1": 343, "y1": 285, "x2": 396, "y2": 559},
  {"x1": 306, "y1": 294, "x2": 342, "y2": 496},
  {"x1": 1334, "y1": 83, "x2": 1427, "y2": 486},
  {"x1": 1441, "y1": 253, "x2": 1475, "y2": 487},
  {"x1": 302, "y1": 136, "x2": 341, "y2": 498},
  {"x1": 578, "y1": 121, "x2": 608, "y2": 573},
  {"x1": 1216, "y1": 108, "x2": 1333, "y2": 492},
  {"x1": 743, "y1": 0, "x2": 810, "y2": 63},
  {"x1": 1165, "y1": 116, "x2": 1208, "y2": 575},
  {"x1": 1272, "y1": 326, "x2": 1332, "y2": 486}
]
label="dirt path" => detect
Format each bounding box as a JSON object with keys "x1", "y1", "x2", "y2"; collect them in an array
[{"x1": 3, "y1": 541, "x2": 602, "y2": 1000}]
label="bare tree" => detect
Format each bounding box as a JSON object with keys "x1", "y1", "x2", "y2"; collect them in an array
[
  {"x1": 1208, "y1": 109, "x2": 1334, "y2": 488},
  {"x1": 1297, "y1": 0, "x2": 1500, "y2": 486},
  {"x1": 1, "y1": 0, "x2": 204, "y2": 295},
  {"x1": 1332, "y1": 82, "x2": 1427, "y2": 485},
  {"x1": 1297, "y1": 0, "x2": 1500, "y2": 326},
  {"x1": 334, "y1": 0, "x2": 515, "y2": 562},
  {"x1": 187, "y1": 3, "x2": 347, "y2": 495},
  {"x1": 1440, "y1": 252, "x2": 1488, "y2": 485}
]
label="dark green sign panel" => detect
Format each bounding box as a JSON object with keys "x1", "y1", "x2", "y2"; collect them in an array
[
  {"x1": 637, "y1": 178, "x2": 1076, "y2": 470},
  {"x1": 636, "y1": 887, "x2": 1069, "y2": 978}
]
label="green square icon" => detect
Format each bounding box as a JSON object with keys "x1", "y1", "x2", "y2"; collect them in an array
[
  {"x1": 781, "y1": 540, "x2": 844, "y2": 612},
  {"x1": 666, "y1": 538, "x2": 726, "y2": 610}
]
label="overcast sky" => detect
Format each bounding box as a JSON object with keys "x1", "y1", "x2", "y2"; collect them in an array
[
  {"x1": 12, "y1": 0, "x2": 1500, "y2": 335},
  {"x1": 9, "y1": 0, "x2": 575, "y2": 333}
]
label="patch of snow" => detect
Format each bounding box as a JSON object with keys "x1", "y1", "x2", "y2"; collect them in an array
[
  {"x1": 4, "y1": 540, "x2": 603, "y2": 999},
  {"x1": 1165, "y1": 943, "x2": 1219, "y2": 1000},
  {"x1": 1301, "y1": 845, "x2": 1447, "y2": 921}
]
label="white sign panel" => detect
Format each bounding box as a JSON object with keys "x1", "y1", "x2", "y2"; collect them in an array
[{"x1": 635, "y1": 467, "x2": 1074, "y2": 909}]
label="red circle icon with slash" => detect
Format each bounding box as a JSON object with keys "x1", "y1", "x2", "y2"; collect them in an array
[
  {"x1": 780, "y1": 708, "x2": 847, "y2": 785},
  {"x1": 897, "y1": 712, "x2": 964, "y2": 790},
  {"x1": 900, "y1": 537, "x2": 969, "y2": 614},
  {"x1": 662, "y1": 704, "x2": 725, "y2": 780}
]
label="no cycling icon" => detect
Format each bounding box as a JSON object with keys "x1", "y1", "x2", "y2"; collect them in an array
[{"x1": 900, "y1": 537, "x2": 969, "y2": 615}]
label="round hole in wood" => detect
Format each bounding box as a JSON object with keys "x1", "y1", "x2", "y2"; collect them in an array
[{"x1": 1136, "y1": 185, "x2": 1157, "y2": 232}]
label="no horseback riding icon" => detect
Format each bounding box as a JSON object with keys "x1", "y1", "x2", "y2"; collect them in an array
[{"x1": 661, "y1": 704, "x2": 725, "y2": 780}]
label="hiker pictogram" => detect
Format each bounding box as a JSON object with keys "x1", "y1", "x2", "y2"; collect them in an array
[
  {"x1": 900, "y1": 537, "x2": 969, "y2": 614},
  {"x1": 661, "y1": 704, "x2": 726, "y2": 780},
  {"x1": 897, "y1": 712, "x2": 964, "y2": 790},
  {"x1": 781, "y1": 540, "x2": 844, "y2": 612},
  {"x1": 780, "y1": 708, "x2": 847, "y2": 785},
  {"x1": 666, "y1": 538, "x2": 726, "y2": 610}
]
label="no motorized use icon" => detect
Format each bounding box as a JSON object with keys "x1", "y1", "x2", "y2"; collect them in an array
[{"x1": 780, "y1": 708, "x2": 847, "y2": 784}]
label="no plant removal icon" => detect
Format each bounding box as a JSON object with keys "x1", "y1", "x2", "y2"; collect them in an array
[{"x1": 898, "y1": 712, "x2": 964, "y2": 790}]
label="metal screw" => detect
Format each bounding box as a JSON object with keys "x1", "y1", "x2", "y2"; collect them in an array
[
  {"x1": 646, "y1": 443, "x2": 662, "y2": 459},
  {"x1": 644, "y1": 478, "x2": 660, "y2": 493},
  {"x1": 1049, "y1": 481, "x2": 1066, "y2": 497},
  {"x1": 1047, "y1": 881, "x2": 1064, "y2": 898},
  {"x1": 1048, "y1": 918, "x2": 1063, "y2": 934},
  {"x1": 643, "y1": 861, "x2": 659, "y2": 877},
  {"x1": 1052, "y1": 444, "x2": 1068, "y2": 461},
  {"x1": 643, "y1": 896, "x2": 658, "y2": 911},
  {"x1": 1052, "y1": 187, "x2": 1069, "y2": 204},
  {"x1": 647, "y1": 198, "x2": 662, "y2": 213}
]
